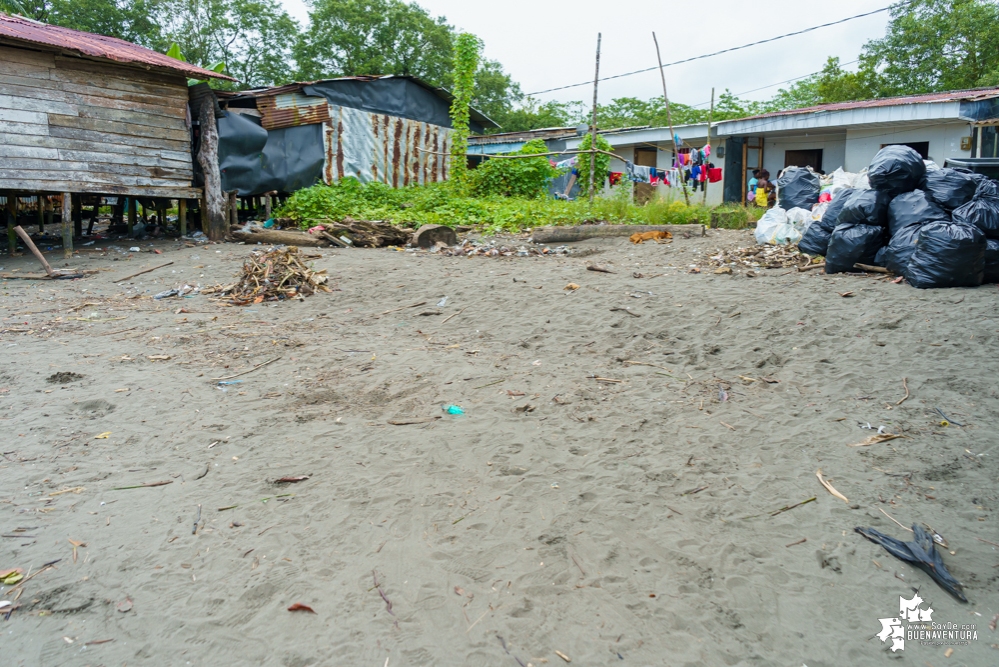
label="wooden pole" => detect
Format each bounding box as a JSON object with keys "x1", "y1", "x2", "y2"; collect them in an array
[
  {"x1": 127, "y1": 197, "x2": 136, "y2": 236},
  {"x1": 653, "y1": 32, "x2": 690, "y2": 206},
  {"x1": 13, "y1": 226, "x2": 54, "y2": 276},
  {"x1": 37, "y1": 194, "x2": 45, "y2": 233},
  {"x1": 229, "y1": 191, "x2": 238, "y2": 229},
  {"x1": 44, "y1": 195, "x2": 53, "y2": 231},
  {"x1": 73, "y1": 195, "x2": 82, "y2": 239},
  {"x1": 5, "y1": 193, "x2": 16, "y2": 257},
  {"x1": 61, "y1": 192, "x2": 73, "y2": 258},
  {"x1": 588, "y1": 33, "x2": 601, "y2": 203},
  {"x1": 703, "y1": 87, "x2": 714, "y2": 206},
  {"x1": 197, "y1": 95, "x2": 226, "y2": 241},
  {"x1": 264, "y1": 193, "x2": 272, "y2": 220},
  {"x1": 179, "y1": 199, "x2": 187, "y2": 236}
]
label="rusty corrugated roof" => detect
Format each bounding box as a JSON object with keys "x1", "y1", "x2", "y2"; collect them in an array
[
  {"x1": 731, "y1": 87, "x2": 999, "y2": 122},
  {"x1": 257, "y1": 93, "x2": 330, "y2": 130},
  {"x1": 0, "y1": 12, "x2": 234, "y2": 81}
]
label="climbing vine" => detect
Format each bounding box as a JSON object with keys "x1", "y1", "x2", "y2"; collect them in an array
[
  {"x1": 471, "y1": 139, "x2": 559, "y2": 198},
  {"x1": 574, "y1": 133, "x2": 613, "y2": 195},
  {"x1": 448, "y1": 33, "x2": 479, "y2": 191}
]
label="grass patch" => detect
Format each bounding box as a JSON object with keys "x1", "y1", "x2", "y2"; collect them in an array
[{"x1": 277, "y1": 178, "x2": 746, "y2": 234}]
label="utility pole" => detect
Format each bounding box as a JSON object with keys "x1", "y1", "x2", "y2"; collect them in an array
[
  {"x1": 588, "y1": 33, "x2": 602, "y2": 203},
  {"x1": 653, "y1": 32, "x2": 689, "y2": 206}
]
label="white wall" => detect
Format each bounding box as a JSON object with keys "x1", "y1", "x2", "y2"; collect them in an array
[
  {"x1": 844, "y1": 122, "x2": 973, "y2": 171},
  {"x1": 761, "y1": 134, "x2": 847, "y2": 177}
]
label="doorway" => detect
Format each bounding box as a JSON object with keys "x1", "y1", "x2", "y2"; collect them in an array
[
  {"x1": 784, "y1": 149, "x2": 823, "y2": 172},
  {"x1": 741, "y1": 137, "x2": 764, "y2": 204},
  {"x1": 881, "y1": 141, "x2": 929, "y2": 160},
  {"x1": 633, "y1": 147, "x2": 657, "y2": 204}
]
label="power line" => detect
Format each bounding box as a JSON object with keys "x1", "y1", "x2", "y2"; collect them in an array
[
  {"x1": 525, "y1": 5, "x2": 897, "y2": 96},
  {"x1": 688, "y1": 60, "x2": 860, "y2": 108}
]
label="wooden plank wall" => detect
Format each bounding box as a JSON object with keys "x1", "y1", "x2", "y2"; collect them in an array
[{"x1": 0, "y1": 44, "x2": 199, "y2": 198}]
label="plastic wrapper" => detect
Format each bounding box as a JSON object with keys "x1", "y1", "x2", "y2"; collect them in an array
[
  {"x1": 754, "y1": 206, "x2": 802, "y2": 245},
  {"x1": 906, "y1": 221, "x2": 986, "y2": 289},
  {"x1": 922, "y1": 167, "x2": 977, "y2": 211},
  {"x1": 952, "y1": 196, "x2": 999, "y2": 239},
  {"x1": 886, "y1": 190, "x2": 946, "y2": 236},
  {"x1": 837, "y1": 188, "x2": 892, "y2": 227},
  {"x1": 868, "y1": 145, "x2": 926, "y2": 196},
  {"x1": 776, "y1": 167, "x2": 821, "y2": 210},
  {"x1": 825, "y1": 224, "x2": 886, "y2": 274},
  {"x1": 985, "y1": 239, "x2": 999, "y2": 284},
  {"x1": 881, "y1": 222, "x2": 923, "y2": 276}
]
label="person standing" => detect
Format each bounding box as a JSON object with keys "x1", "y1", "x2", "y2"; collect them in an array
[
  {"x1": 754, "y1": 169, "x2": 772, "y2": 207},
  {"x1": 747, "y1": 169, "x2": 760, "y2": 203}
]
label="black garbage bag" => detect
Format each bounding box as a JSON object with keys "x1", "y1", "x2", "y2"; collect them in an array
[
  {"x1": 825, "y1": 224, "x2": 886, "y2": 273},
  {"x1": 776, "y1": 167, "x2": 821, "y2": 210},
  {"x1": 868, "y1": 145, "x2": 926, "y2": 196},
  {"x1": 952, "y1": 197, "x2": 999, "y2": 239},
  {"x1": 906, "y1": 221, "x2": 986, "y2": 288},
  {"x1": 952, "y1": 167, "x2": 989, "y2": 187},
  {"x1": 986, "y1": 239, "x2": 999, "y2": 284},
  {"x1": 923, "y1": 168, "x2": 978, "y2": 210},
  {"x1": 837, "y1": 188, "x2": 892, "y2": 226},
  {"x1": 856, "y1": 525, "x2": 966, "y2": 602},
  {"x1": 976, "y1": 178, "x2": 999, "y2": 199},
  {"x1": 881, "y1": 222, "x2": 925, "y2": 276},
  {"x1": 798, "y1": 189, "x2": 855, "y2": 256},
  {"x1": 874, "y1": 245, "x2": 888, "y2": 267},
  {"x1": 887, "y1": 190, "x2": 946, "y2": 236}
]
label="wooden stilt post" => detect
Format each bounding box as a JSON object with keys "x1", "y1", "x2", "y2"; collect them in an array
[
  {"x1": 653, "y1": 32, "x2": 690, "y2": 207},
  {"x1": 179, "y1": 199, "x2": 187, "y2": 236},
  {"x1": 229, "y1": 191, "x2": 238, "y2": 229},
  {"x1": 37, "y1": 194, "x2": 45, "y2": 233},
  {"x1": 61, "y1": 192, "x2": 73, "y2": 259},
  {"x1": 703, "y1": 87, "x2": 714, "y2": 206},
  {"x1": 72, "y1": 196, "x2": 82, "y2": 239},
  {"x1": 197, "y1": 95, "x2": 226, "y2": 241},
  {"x1": 264, "y1": 193, "x2": 272, "y2": 220},
  {"x1": 127, "y1": 197, "x2": 136, "y2": 236},
  {"x1": 44, "y1": 195, "x2": 53, "y2": 230},
  {"x1": 587, "y1": 33, "x2": 602, "y2": 203},
  {"x1": 5, "y1": 193, "x2": 16, "y2": 257},
  {"x1": 200, "y1": 195, "x2": 208, "y2": 234}
]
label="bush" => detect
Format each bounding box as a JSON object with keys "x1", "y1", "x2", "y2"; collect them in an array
[
  {"x1": 574, "y1": 133, "x2": 613, "y2": 195},
  {"x1": 470, "y1": 139, "x2": 558, "y2": 199}
]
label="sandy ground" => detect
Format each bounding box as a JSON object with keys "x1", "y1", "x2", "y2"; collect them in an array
[{"x1": 2, "y1": 228, "x2": 999, "y2": 667}]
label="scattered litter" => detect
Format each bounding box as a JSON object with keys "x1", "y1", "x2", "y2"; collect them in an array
[
  {"x1": 443, "y1": 405, "x2": 464, "y2": 415},
  {"x1": 287, "y1": 603, "x2": 317, "y2": 613},
  {"x1": 848, "y1": 433, "x2": 903, "y2": 447},
  {"x1": 129, "y1": 247, "x2": 140, "y2": 252},
  {"x1": 856, "y1": 524, "x2": 966, "y2": 601},
  {"x1": 704, "y1": 244, "x2": 815, "y2": 271},
  {"x1": 438, "y1": 238, "x2": 571, "y2": 258},
  {"x1": 216, "y1": 380, "x2": 243, "y2": 386},
  {"x1": 275, "y1": 476, "x2": 310, "y2": 483},
  {"x1": 94, "y1": 432, "x2": 111, "y2": 439},
  {"x1": 437, "y1": 296, "x2": 448, "y2": 307},
  {"x1": 816, "y1": 469, "x2": 849, "y2": 503},
  {"x1": 116, "y1": 598, "x2": 133, "y2": 613}
]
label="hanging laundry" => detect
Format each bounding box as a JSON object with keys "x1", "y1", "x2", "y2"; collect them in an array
[
  {"x1": 554, "y1": 156, "x2": 577, "y2": 170},
  {"x1": 608, "y1": 171, "x2": 624, "y2": 186},
  {"x1": 708, "y1": 167, "x2": 723, "y2": 183},
  {"x1": 702, "y1": 144, "x2": 711, "y2": 158}
]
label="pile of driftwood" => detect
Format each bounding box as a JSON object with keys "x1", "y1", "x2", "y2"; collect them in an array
[
  {"x1": 207, "y1": 246, "x2": 331, "y2": 305},
  {"x1": 311, "y1": 219, "x2": 412, "y2": 248},
  {"x1": 230, "y1": 219, "x2": 411, "y2": 248}
]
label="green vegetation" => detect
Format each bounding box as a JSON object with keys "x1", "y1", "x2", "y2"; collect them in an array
[
  {"x1": 448, "y1": 33, "x2": 479, "y2": 191},
  {"x1": 275, "y1": 177, "x2": 744, "y2": 234},
  {"x1": 574, "y1": 133, "x2": 612, "y2": 198},
  {"x1": 470, "y1": 140, "x2": 558, "y2": 199}
]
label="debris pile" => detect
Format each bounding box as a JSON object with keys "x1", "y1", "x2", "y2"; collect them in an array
[
  {"x1": 208, "y1": 246, "x2": 332, "y2": 305},
  {"x1": 435, "y1": 239, "x2": 572, "y2": 258},
  {"x1": 703, "y1": 244, "x2": 819, "y2": 270},
  {"x1": 305, "y1": 219, "x2": 412, "y2": 248}
]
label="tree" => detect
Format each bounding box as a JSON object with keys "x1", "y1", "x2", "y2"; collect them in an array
[
  {"x1": 157, "y1": 0, "x2": 298, "y2": 87},
  {"x1": 295, "y1": 0, "x2": 454, "y2": 83},
  {"x1": 487, "y1": 98, "x2": 585, "y2": 133},
  {"x1": 860, "y1": 0, "x2": 999, "y2": 96},
  {"x1": 18, "y1": 0, "x2": 162, "y2": 46},
  {"x1": 469, "y1": 58, "x2": 522, "y2": 127},
  {"x1": 0, "y1": 0, "x2": 27, "y2": 14}
]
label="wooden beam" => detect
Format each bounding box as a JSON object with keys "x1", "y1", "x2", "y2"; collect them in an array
[
  {"x1": 178, "y1": 198, "x2": 187, "y2": 236},
  {"x1": 61, "y1": 191, "x2": 73, "y2": 258},
  {"x1": 37, "y1": 192, "x2": 44, "y2": 233},
  {"x1": 5, "y1": 192, "x2": 15, "y2": 257},
  {"x1": 127, "y1": 196, "x2": 136, "y2": 236}
]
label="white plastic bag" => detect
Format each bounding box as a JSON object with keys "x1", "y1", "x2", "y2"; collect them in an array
[
  {"x1": 811, "y1": 201, "x2": 830, "y2": 222},
  {"x1": 755, "y1": 206, "x2": 803, "y2": 245},
  {"x1": 786, "y1": 207, "x2": 813, "y2": 234}
]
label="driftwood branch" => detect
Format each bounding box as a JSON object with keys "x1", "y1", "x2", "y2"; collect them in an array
[{"x1": 532, "y1": 224, "x2": 704, "y2": 244}]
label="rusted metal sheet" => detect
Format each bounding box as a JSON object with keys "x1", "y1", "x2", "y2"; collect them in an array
[
  {"x1": 0, "y1": 14, "x2": 232, "y2": 80},
  {"x1": 323, "y1": 105, "x2": 451, "y2": 187},
  {"x1": 257, "y1": 93, "x2": 330, "y2": 131}
]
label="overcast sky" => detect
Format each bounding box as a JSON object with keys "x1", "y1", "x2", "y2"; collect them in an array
[{"x1": 278, "y1": 0, "x2": 892, "y2": 108}]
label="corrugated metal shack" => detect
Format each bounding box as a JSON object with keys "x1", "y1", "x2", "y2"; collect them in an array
[
  {"x1": 217, "y1": 76, "x2": 498, "y2": 195},
  {"x1": 0, "y1": 13, "x2": 233, "y2": 253}
]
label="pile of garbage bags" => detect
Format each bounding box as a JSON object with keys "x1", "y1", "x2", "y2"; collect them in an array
[{"x1": 767, "y1": 146, "x2": 999, "y2": 289}]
